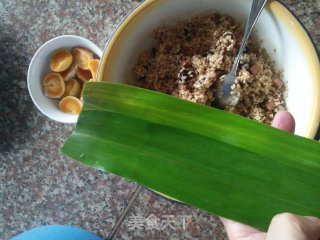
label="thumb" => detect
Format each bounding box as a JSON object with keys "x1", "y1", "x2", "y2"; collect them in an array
[
  {"x1": 271, "y1": 111, "x2": 295, "y2": 133},
  {"x1": 267, "y1": 213, "x2": 320, "y2": 240}
]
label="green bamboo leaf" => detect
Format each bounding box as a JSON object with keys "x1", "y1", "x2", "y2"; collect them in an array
[{"x1": 62, "y1": 82, "x2": 320, "y2": 230}]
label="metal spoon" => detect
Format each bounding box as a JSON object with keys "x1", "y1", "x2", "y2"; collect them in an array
[{"x1": 214, "y1": 0, "x2": 268, "y2": 109}]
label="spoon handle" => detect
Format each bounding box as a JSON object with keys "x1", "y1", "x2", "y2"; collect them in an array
[
  {"x1": 230, "y1": 0, "x2": 268, "y2": 76},
  {"x1": 106, "y1": 185, "x2": 143, "y2": 240}
]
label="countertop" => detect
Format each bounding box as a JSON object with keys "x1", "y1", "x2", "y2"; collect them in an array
[{"x1": 0, "y1": 0, "x2": 319, "y2": 239}]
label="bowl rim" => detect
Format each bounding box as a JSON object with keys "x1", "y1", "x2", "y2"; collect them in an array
[
  {"x1": 28, "y1": 35, "x2": 102, "y2": 123},
  {"x1": 97, "y1": 0, "x2": 320, "y2": 139}
]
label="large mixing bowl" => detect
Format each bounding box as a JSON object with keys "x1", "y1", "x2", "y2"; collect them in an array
[{"x1": 98, "y1": 0, "x2": 320, "y2": 138}]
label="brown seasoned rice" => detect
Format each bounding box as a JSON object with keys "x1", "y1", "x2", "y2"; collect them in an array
[{"x1": 131, "y1": 14, "x2": 286, "y2": 124}]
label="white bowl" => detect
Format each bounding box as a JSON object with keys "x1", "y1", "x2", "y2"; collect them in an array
[
  {"x1": 28, "y1": 35, "x2": 102, "y2": 123},
  {"x1": 98, "y1": 0, "x2": 320, "y2": 138}
]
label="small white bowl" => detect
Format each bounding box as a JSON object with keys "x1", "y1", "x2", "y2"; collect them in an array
[{"x1": 28, "y1": 35, "x2": 102, "y2": 123}]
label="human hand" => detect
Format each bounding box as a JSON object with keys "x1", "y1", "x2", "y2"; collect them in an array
[
  {"x1": 221, "y1": 213, "x2": 320, "y2": 240},
  {"x1": 220, "y1": 111, "x2": 320, "y2": 240}
]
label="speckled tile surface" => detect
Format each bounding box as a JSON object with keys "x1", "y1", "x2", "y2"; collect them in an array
[
  {"x1": 114, "y1": 188, "x2": 228, "y2": 240},
  {"x1": 0, "y1": 0, "x2": 319, "y2": 240},
  {"x1": 0, "y1": 1, "x2": 142, "y2": 239}
]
